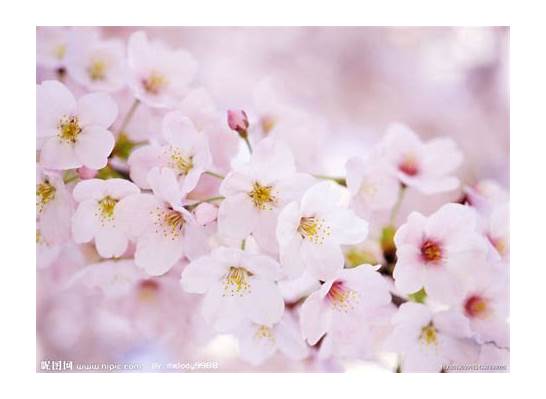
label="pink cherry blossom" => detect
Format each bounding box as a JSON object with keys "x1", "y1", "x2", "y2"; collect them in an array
[
  {"x1": 128, "y1": 111, "x2": 211, "y2": 195},
  {"x1": 181, "y1": 247, "x2": 285, "y2": 332},
  {"x1": 127, "y1": 31, "x2": 197, "y2": 108},
  {"x1": 72, "y1": 178, "x2": 140, "y2": 258},
  {"x1": 235, "y1": 313, "x2": 309, "y2": 366},
  {"x1": 393, "y1": 203, "x2": 488, "y2": 302},
  {"x1": 37, "y1": 80, "x2": 117, "y2": 170},
  {"x1": 385, "y1": 302, "x2": 479, "y2": 372},
  {"x1": 276, "y1": 181, "x2": 369, "y2": 280},
  {"x1": 218, "y1": 138, "x2": 315, "y2": 253},
  {"x1": 379, "y1": 123, "x2": 463, "y2": 194},
  {"x1": 300, "y1": 265, "x2": 391, "y2": 345}
]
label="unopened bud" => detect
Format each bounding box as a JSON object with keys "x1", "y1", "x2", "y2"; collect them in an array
[
  {"x1": 77, "y1": 166, "x2": 97, "y2": 180},
  {"x1": 227, "y1": 109, "x2": 249, "y2": 137}
]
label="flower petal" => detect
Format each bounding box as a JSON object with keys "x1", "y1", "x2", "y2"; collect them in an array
[{"x1": 75, "y1": 127, "x2": 115, "y2": 169}]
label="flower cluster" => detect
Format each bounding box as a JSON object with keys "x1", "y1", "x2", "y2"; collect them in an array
[{"x1": 37, "y1": 28, "x2": 509, "y2": 372}]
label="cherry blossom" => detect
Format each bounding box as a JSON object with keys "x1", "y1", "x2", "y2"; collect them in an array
[
  {"x1": 276, "y1": 181, "x2": 369, "y2": 280},
  {"x1": 128, "y1": 111, "x2": 211, "y2": 195},
  {"x1": 37, "y1": 80, "x2": 117, "y2": 170},
  {"x1": 127, "y1": 31, "x2": 197, "y2": 108},
  {"x1": 300, "y1": 265, "x2": 391, "y2": 346},
  {"x1": 181, "y1": 247, "x2": 285, "y2": 332},
  {"x1": 71, "y1": 178, "x2": 140, "y2": 258},
  {"x1": 393, "y1": 203, "x2": 488, "y2": 302},
  {"x1": 218, "y1": 138, "x2": 315, "y2": 253},
  {"x1": 379, "y1": 123, "x2": 463, "y2": 194}
]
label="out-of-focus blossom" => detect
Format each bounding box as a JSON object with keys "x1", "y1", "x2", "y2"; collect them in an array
[
  {"x1": 36, "y1": 169, "x2": 73, "y2": 245},
  {"x1": 218, "y1": 138, "x2": 315, "y2": 253},
  {"x1": 385, "y1": 302, "x2": 479, "y2": 372},
  {"x1": 235, "y1": 313, "x2": 308, "y2": 366},
  {"x1": 37, "y1": 80, "x2": 117, "y2": 170},
  {"x1": 379, "y1": 123, "x2": 463, "y2": 194},
  {"x1": 117, "y1": 168, "x2": 207, "y2": 275},
  {"x1": 277, "y1": 181, "x2": 369, "y2": 280},
  {"x1": 393, "y1": 203, "x2": 488, "y2": 302},
  {"x1": 300, "y1": 265, "x2": 391, "y2": 345},
  {"x1": 128, "y1": 111, "x2": 211, "y2": 195},
  {"x1": 127, "y1": 31, "x2": 197, "y2": 108},
  {"x1": 181, "y1": 247, "x2": 285, "y2": 332},
  {"x1": 72, "y1": 178, "x2": 140, "y2": 258},
  {"x1": 346, "y1": 154, "x2": 400, "y2": 217},
  {"x1": 66, "y1": 38, "x2": 126, "y2": 92}
]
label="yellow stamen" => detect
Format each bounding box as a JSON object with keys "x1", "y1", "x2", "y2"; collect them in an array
[
  {"x1": 223, "y1": 266, "x2": 252, "y2": 296},
  {"x1": 58, "y1": 116, "x2": 82, "y2": 143},
  {"x1": 169, "y1": 148, "x2": 194, "y2": 176},
  {"x1": 248, "y1": 182, "x2": 275, "y2": 210},
  {"x1": 298, "y1": 216, "x2": 331, "y2": 245},
  {"x1": 327, "y1": 281, "x2": 359, "y2": 312},
  {"x1": 419, "y1": 323, "x2": 438, "y2": 345},
  {"x1": 255, "y1": 325, "x2": 275, "y2": 342},
  {"x1": 54, "y1": 44, "x2": 66, "y2": 60},
  {"x1": 98, "y1": 196, "x2": 117, "y2": 221},
  {"x1": 87, "y1": 59, "x2": 107, "y2": 81},
  {"x1": 36, "y1": 181, "x2": 56, "y2": 212},
  {"x1": 142, "y1": 72, "x2": 168, "y2": 95}
]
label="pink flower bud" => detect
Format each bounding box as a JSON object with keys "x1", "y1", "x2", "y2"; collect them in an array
[
  {"x1": 77, "y1": 166, "x2": 97, "y2": 180},
  {"x1": 227, "y1": 109, "x2": 249, "y2": 136},
  {"x1": 194, "y1": 202, "x2": 218, "y2": 226}
]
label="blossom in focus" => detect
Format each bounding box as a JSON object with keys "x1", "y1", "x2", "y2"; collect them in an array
[
  {"x1": 36, "y1": 169, "x2": 73, "y2": 245},
  {"x1": 276, "y1": 181, "x2": 369, "y2": 280},
  {"x1": 71, "y1": 178, "x2": 140, "y2": 258},
  {"x1": 385, "y1": 302, "x2": 479, "y2": 372},
  {"x1": 181, "y1": 247, "x2": 285, "y2": 332},
  {"x1": 379, "y1": 123, "x2": 463, "y2": 194},
  {"x1": 37, "y1": 80, "x2": 117, "y2": 170},
  {"x1": 128, "y1": 111, "x2": 211, "y2": 195},
  {"x1": 218, "y1": 138, "x2": 315, "y2": 253},
  {"x1": 66, "y1": 37, "x2": 126, "y2": 92},
  {"x1": 345, "y1": 154, "x2": 400, "y2": 217},
  {"x1": 127, "y1": 31, "x2": 197, "y2": 108},
  {"x1": 117, "y1": 168, "x2": 207, "y2": 275},
  {"x1": 234, "y1": 313, "x2": 308, "y2": 366},
  {"x1": 393, "y1": 203, "x2": 488, "y2": 302},
  {"x1": 300, "y1": 265, "x2": 391, "y2": 346}
]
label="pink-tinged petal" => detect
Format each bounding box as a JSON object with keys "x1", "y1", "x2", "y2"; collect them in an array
[
  {"x1": 95, "y1": 226, "x2": 128, "y2": 258},
  {"x1": 275, "y1": 315, "x2": 309, "y2": 360},
  {"x1": 279, "y1": 236, "x2": 306, "y2": 279},
  {"x1": 244, "y1": 254, "x2": 281, "y2": 281},
  {"x1": 182, "y1": 220, "x2": 210, "y2": 261},
  {"x1": 77, "y1": 92, "x2": 118, "y2": 128},
  {"x1": 423, "y1": 138, "x2": 463, "y2": 176},
  {"x1": 37, "y1": 80, "x2": 77, "y2": 134},
  {"x1": 217, "y1": 194, "x2": 257, "y2": 240},
  {"x1": 127, "y1": 31, "x2": 149, "y2": 68},
  {"x1": 392, "y1": 302, "x2": 432, "y2": 328},
  {"x1": 301, "y1": 240, "x2": 344, "y2": 281},
  {"x1": 147, "y1": 167, "x2": 184, "y2": 206},
  {"x1": 276, "y1": 201, "x2": 301, "y2": 248},
  {"x1": 39, "y1": 197, "x2": 73, "y2": 245},
  {"x1": 413, "y1": 176, "x2": 460, "y2": 195},
  {"x1": 345, "y1": 157, "x2": 366, "y2": 196},
  {"x1": 327, "y1": 208, "x2": 368, "y2": 245},
  {"x1": 392, "y1": 255, "x2": 425, "y2": 295},
  {"x1": 275, "y1": 173, "x2": 316, "y2": 204},
  {"x1": 340, "y1": 266, "x2": 391, "y2": 308},
  {"x1": 301, "y1": 181, "x2": 345, "y2": 215},
  {"x1": 40, "y1": 138, "x2": 80, "y2": 170},
  {"x1": 251, "y1": 138, "x2": 297, "y2": 182},
  {"x1": 238, "y1": 323, "x2": 277, "y2": 366},
  {"x1": 425, "y1": 203, "x2": 477, "y2": 242},
  {"x1": 219, "y1": 171, "x2": 253, "y2": 197},
  {"x1": 134, "y1": 231, "x2": 184, "y2": 276},
  {"x1": 71, "y1": 199, "x2": 100, "y2": 243},
  {"x1": 127, "y1": 144, "x2": 161, "y2": 189},
  {"x1": 242, "y1": 278, "x2": 285, "y2": 326},
  {"x1": 201, "y1": 281, "x2": 245, "y2": 332},
  {"x1": 423, "y1": 269, "x2": 463, "y2": 304},
  {"x1": 193, "y1": 202, "x2": 217, "y2": 225},
  {"x1": 181, "y1": 255, "x2": 227, "y2": 294},
  {"x1": 75, "y1": 127, "x2": 115, "y2": 169},
  {"x1": 402, "y1": 346, "x2": 444, "y2": 372},
  {"x1": 115, "y1": 193, "x2": 159, "y2": 239},
  {"x1": 104, "y1": 178, "x2": 140, "y2": 199},
  {"x1": 300, "y1": 290, "x2": 332, "y2": 345},
  {"x1": 433, "y1": 309, "x2": 473, "y2": 339},
  {"x1": 251, "y1": 209, "x2": 279, "y2": 255},
  {"x1": 162, "y1": 111, "x2": 201, "y2": 148},
  {"x1": 394, "y1": 211, "x2": 427, "y2": 248},
  {"x1": 72, "y1": 179, "x2": 106, "y2": 202}
]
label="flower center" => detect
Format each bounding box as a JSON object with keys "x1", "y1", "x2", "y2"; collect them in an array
[
  {"x1": 260, "y1": 115, "x2": 275, "y2": 134},
  {"x1": 419, "y1": 322, "x2": 438, "y2": 345},
  {"x1": 297, "y1": 216, "x2": 331, "y2": 245},
  {"x1": 420, "y1": 239, "x2": 443, "y2": 264},
  {"x1": 464, "y1": 295, "x2": 489, "y2": 319},
  {"x1": 98, "y1": 196, "x2": 118, "y2": 221},
  {"x1": 223, "y1": 266, "x2": 252, "y2": 296},
  {"x1": 326, "y1": 281, "x2": 359, "y2": 312},
  {"x1": 152, "y1": 207, "x2": 186, "y2": 240},
  {"x1": 255, "y1": 325, "x2": 275, "y2": 342},
  {"x1": 138, "y1": 279, "x2": 160, "y2": 302},
  {"x1": 142, "y1": 71, "x2": 168, "y2": 95},
  {"x1": 399, "y1": 154, "x2": 419, "y2": 176},
  {"x1": 36, "y1": 181, "x2": 56, "y2": 212},
  {"x1": 248, "y1": 182, "x2": 275, "y2": 210},
  {"x1": 58, "y1": 116, "x2": 82, "y2": 144},
  {"x1": 488, "y1": 235, "x2": 507, "y2": 257},
  {"x1": 87, "y1": 59, "x2": 107, "y2": 81},
  {"x1": 54, "y1": 44, "x2": 66, "y2": 60},
  {"x1": 168, "y1": 147, "x2": 194, "y2": 176}
]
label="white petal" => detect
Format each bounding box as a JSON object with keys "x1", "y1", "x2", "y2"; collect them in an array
[
  {"x1": 73, "y1": 179, "x2": 106, "y2": 202},
  {"x1": 242, "y1": 278, "x2": 285, "y2": 325},
  {"x1": 71, "y1": 199, "x2": 100, "y2": 243},
  {"x1": 77, "y1": 92, "x2": 118, "y2": 128},
  {"x1": 327, "y1": 208, "x2": 369, "y2": 245},
  {"x1": 217, "y1": 194, "x2": 257, "y2": 240},
  {"x1": 300, "y1": 290, "x2": 332, "y2": 345},
  {"x1": 37, "y1": 80, "x2": 76, "y2": 134},
  {"x1": 40, "y1": 138, "x2": 81, "y2": 170},
  {"x1": 75, "y1": 127, "x2": 115, "y2": 169},
  {"x1": 134, "y1": 231, "x2": 184, "y2": 276},
  {"x1": 181, "y1": 254, "x2": 227, "y2": 294},
  {"x1": 95, "y1": 226, "x2": 128, "y2": 258}
]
